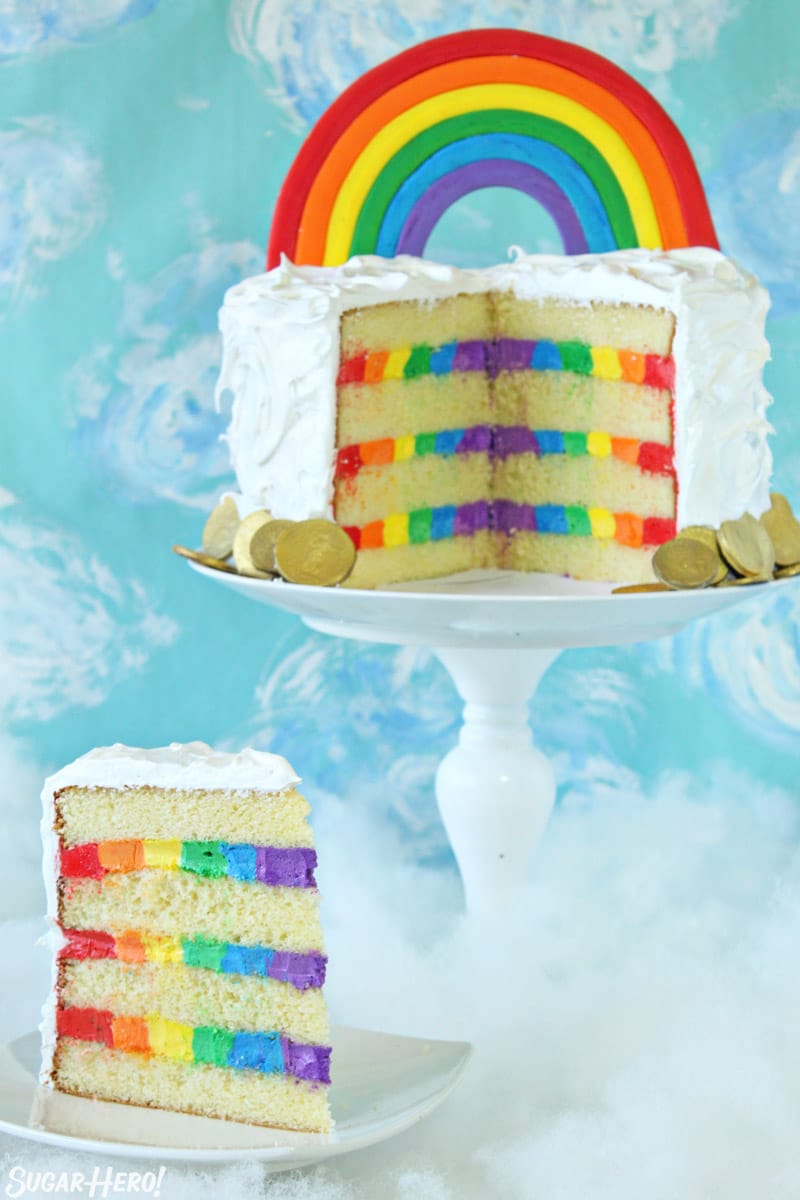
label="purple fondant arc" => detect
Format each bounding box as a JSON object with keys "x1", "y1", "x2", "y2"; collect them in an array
[{"x1": 395, "y1": 160, "x2": 589, "y2": 256}]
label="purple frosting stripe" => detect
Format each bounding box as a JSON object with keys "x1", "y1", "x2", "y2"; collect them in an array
[
  {"x1": 452, "y1": 339, "x2": 488, "y2": 372},
  {"x1": 492, "y1": 500, "x2": 538, "y2": 534},
  {"x1": 268, "y1": 950, "x2": 327, "y2": 990},
  {"x1": 453, "y1": 500, "x2": 490, "y2": 537},
  {"x1": 457, "y1": 424, "x2": 492, "y2": 453},
  {"x1": 255, "y1": 846, "x2": 317, "y2": 888},
  {"x1": 281, "y1": 1036, "x2": 332, "y2": 1085},
  {"x1": 493, "y1": 426, "x2": 540, "y2": 458}
]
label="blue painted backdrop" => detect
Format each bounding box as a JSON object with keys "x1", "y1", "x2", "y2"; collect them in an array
[{"x1": 1, "y1": 0, "x2": 798, "y2": 905}]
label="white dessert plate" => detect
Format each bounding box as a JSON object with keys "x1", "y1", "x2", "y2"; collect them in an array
[
  {"x1": 188, "y1": 561, "x2": 798, "y2": 650},
  {"x1": 0, "y1": 1026, "x2": 472, "y2": 1167}
]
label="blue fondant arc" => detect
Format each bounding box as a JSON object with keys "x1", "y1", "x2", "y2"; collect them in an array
[{"x1": 376, "y1": 132, "x2": 617, "y2": 256}]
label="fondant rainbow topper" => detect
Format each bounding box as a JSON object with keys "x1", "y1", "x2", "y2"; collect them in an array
[{"x1": 267, "y1": 30, "x2": 717, "y2": 268}]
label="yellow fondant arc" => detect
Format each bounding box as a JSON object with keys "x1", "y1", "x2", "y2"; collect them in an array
[{"x1": 311, "y1": 85, "x2": 662, "y2": 265}]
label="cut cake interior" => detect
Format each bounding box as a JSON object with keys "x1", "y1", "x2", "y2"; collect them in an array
[{"x1": 41, "y1": 744, "x2": 332, "y2": 1134}]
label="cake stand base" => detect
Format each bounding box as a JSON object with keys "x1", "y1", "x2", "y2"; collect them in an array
[
  {"x1": 433, "y1": 647, "x2": 559, "y2": 912},
  {"x1": 187, "y1": 563, "x2": 795, "y2": 913}
]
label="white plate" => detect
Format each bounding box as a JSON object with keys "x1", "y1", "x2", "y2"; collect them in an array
[
  {"x1": 188, "y1": 562, "x2": 796, "y2": 650},
  {"x1": 0, "y1": 1027, "x2": 472, "y2": 1167}
]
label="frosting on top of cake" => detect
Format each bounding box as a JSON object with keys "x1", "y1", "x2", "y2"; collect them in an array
[
  {"x1": 215, "y1": 247, "x2": 772, "y2": 532},
  {"x1": 43, "y1": 741, "x2": 300, "y2": 795}
]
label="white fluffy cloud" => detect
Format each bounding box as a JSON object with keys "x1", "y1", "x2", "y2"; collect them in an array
[
  {"x1": 0, "y1": 1, "x2": 158, "y2": 61},
  {"x1": 68, "y1": 241, "x2": 262, "y2": 509},
  {"x1": 228, "y1": 0, "x2": 740, "y2": 128},
  {"x1": 0, "y1": 117, "x2": 105, "y2": 307},
  {"x1": 0, "y1": 496, "x2": 178, "y2": 725}
]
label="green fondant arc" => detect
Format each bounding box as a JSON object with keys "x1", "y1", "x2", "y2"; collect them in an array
[{"x1": 350, "y1": 109, "x2": 637, "y2": 255}]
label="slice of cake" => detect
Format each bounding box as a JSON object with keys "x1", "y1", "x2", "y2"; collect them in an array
[
  {"x1": 216, "y1": 249, "x2": 772, "y2": 588},
  {"x1": 40, "y1": 743, "x2": 332, "y2": 1133}
]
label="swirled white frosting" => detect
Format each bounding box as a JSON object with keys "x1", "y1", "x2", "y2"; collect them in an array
[{"x1": 215, "y1": 248, "x2": 772, "y2": 530}]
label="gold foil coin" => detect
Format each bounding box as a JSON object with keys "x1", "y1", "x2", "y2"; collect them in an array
[
  {"x1": 759, "y1": 493, "x2": 800, "y2": 567},
  {"x1": 652, "y1": 537, "x2": 719, "y2": 590},
  {"x1": 676, "y1": 525, "x2": 728, "y2": 584},
  {"x1": 717, "y1": 513, "x2": 776, "y2": 578},
  {"x1": 775, "y1": 562, "x2": 800, "y2": 579},
  {"x1": 172, "y1": 544, "x2": 239, "y2": 574},
  {"x1": 274, "y1": 519, "x2": 356, "y2": 586},
  {"x1": 202, "y1": 495, "x2": 242, "y2": 561},
  {"x1": 232, "y1": 510, "x2": 276, "y2": 578},
  {"x1": 249, "y1": 519, "x2": 295, "y2": 573},
  {"x1": 612, "y1": 583, "x2": 670, "y2": 594},
  {"x1": 717, "y1": 575, "x2": 768, "y2": 588}
]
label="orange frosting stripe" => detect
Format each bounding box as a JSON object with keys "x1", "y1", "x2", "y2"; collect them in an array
[
  {"x1": 360, "y1": 520, "x2": 385, "y2": 550},
  {"x1": 115, "y1": 932, "x2": 147, "y2": 964},
  {"x1": 611, "y1": 437, "x2": 640, "y2": 465},
  {"x1": 360, "y1": 438, "x2": 395, "y2": 467},
  {"x1": 97, "y1": 840, "x2": 145, "y2": 873},
  {"x1": 613, "y1": 513, "x2": 644, "y2": 548},
  {"x1": 364, "y1": 350, "x2": 390, "y2": 382},
  {"x1": 295, "y1": 54, "x2": 687, "y2": 263},
  {"x1": 112, "y1": 1015, "x2": 151, "y2": 1054},
  {"x1": 617, "y1": 350, "x2": 647, "y2": 384}
]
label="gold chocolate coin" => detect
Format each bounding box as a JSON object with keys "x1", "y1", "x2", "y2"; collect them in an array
[
  {"x1": 775, "y1": 562, "x2": 800, "y2": 579},
  {"x1": 172, "y1": 544, "x2": 239, "y2": 574},
  {"x1": 274, "y1": 519, "x2": 356, "y2": 586},
  {"x1": 612, "y1": 582, "x2": 670, "y2": 594},
  {"x1": 717, "y1": 513, "x2": 776, "y2": 578},
  {"x1": 652, "y1": 537, "x2": 719, "y2": 590},
  {"x1": 249, "y1": 519, "x2": 295, "y2": 573},
  {"x1": 202, "y1": 495, "x2": 241, "y2": 561},
  {"x1": 717, "y1": 574, "x2": 769, "y2": 587},
  {"x1": 233, "y1": 510, "x2": 276, "y2": 578},
  {"x1": 676, "y1": 525, "x2": 728, "y2": 584},
  {"x1": 759, "y1": 492, "x2": 800, "y2": 567}
]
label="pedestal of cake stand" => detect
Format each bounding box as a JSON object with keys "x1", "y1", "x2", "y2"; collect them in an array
[
  {"x1": 187, "y1": 562, "x2": 793, "y2": 914},
  {"x1": 432, "y1": 646, "x2": 559, "y2": 912}
]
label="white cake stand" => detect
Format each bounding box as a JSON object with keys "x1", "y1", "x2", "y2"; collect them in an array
[{"x1": 188, "y1": 563, "x2": 790, "y2": 913}]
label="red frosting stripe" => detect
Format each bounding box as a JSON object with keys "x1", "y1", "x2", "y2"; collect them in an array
[
  {"x1": 59, "y1": 929, "x2": 115, "y2": 960},
  {"x1": 57, "y1": 1004, "x2": 113, "y2": 1047},
  {"x1": 59, "y1": 842, "x2": 103, "y2": 879},
  {"x1": 642, "y1": 516, "x2": 677, "y2": 545}
]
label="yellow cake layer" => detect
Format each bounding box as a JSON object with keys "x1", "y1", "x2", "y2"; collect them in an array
[
  {"x1": 493, "y1": 293, "x2": 675, "y2": 354},
  {"x1": 53, "y1": 1039, "x2": 331, "y2": 1132},
  {"x1": 493, "y1": 456, "x2": 675, "y2": 517},
  {"x1": 335, "y1": 455, "x2": 491, "y2": 526},
  {"x1": 492, "y1": 374, "x2": 672, "y2": 445},
  {"x1": 56, "y1": 786, "x2": 313, "y2": 849},
  {"x1": 344, "y1": 530, "x2": 493, "y2": 588},
  {"x1": 501, "y1": 531, "x2": 657, "y2": 583},
  {"x1": 60, "y1": 958, "x2": 329, "y2": 1045},
  {"x1": 337, "y1": 374, "x2": 490, "y2": 444},
  {"x1": 60, "y1": 873, "x2": 323, "y2": 954},
  {"x1": 340, "y1": 292, "x2": 492, "y2": 355}
]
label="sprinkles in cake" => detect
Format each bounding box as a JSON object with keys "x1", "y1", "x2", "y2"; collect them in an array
[{"x1": 40, "y1": 743, "x2": 332, "y2": 1133}]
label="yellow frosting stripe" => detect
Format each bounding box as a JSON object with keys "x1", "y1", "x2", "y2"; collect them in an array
[
  {"x1": 383, "y1": 512, "x2": 410, "y2": 547},
  {"x1": 588, "y1": 507, "x2": 617, "y2": 538},
  {"x1": 587, "y1": 431, "x2": 613, "y2": 458},
  {"x1": 142, "y1": 839, "x2": 181, "y2": 870},
  {"x1": 143, "y1": 934, "x2": 183, "y2": 965},
  {"x1": 324, "y1": 83, "x2": 661, "y2": 263},
  {"x1": 394, "y1": 434, "x2": 416, "y2": 462},
  {"x1": 147, "y1": 1014, "x2": 194, "y2": 1062},
  {"x1": 383, "y1": 347, "x2": 410, "y2": 379},
  {"x1": 590, "y1": 346, "x2": 623, "y2": 380}
]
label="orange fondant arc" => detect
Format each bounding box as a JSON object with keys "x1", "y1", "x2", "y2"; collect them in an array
[{"x1": 294, "y1": 54, "x2": 686, "y2": 264}]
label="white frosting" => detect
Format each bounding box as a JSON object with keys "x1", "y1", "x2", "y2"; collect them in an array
[
  {"x1": 38, "y1": 741, "x2": 300, "y2": 1084},
  {"x1": 43, "y1": 740, "x2": 300, "y2": 795},
  {"x1": 215, "y1": 248, "x2": 773, "y2": 531}
]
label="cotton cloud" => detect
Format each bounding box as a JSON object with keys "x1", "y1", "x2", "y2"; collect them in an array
[
  {"x1": 68, "y1": 241, "x2": 262, "y2": 509},
  {"x1": 228, "y1": 0, "x2": 740, "y2": 128},
  {"x1": 0, "y1": 1, "x2": 158, "y2": 61},
  {"x1": 0, "y1": 117, "x2": 105, "y2": 307},
  {"x1": 709, "y1": 109, "x2": 800, "y2": 317},
  {"x1": 0, "y1": 496, "x2": 178, "y2": 725}
]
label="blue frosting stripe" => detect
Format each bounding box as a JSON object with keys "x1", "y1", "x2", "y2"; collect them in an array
[
  {"x1": 220, "y1": 943, "x2": 275, "y2": 976},
  {"x1": 429, "y1": 342, "x2": 457, "y2": 374},
  {"x1": 228, "y1": 1031, "x2": 285, "y2": 1074},
  {"x1": 535, "y1": 504, "x2": 570, "y2": 534},
  {"x1": 219, "y1": 843, "x2": 257, "y2": 881}
]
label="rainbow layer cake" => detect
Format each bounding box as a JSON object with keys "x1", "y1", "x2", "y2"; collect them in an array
[
  {"x1": 217, "y1": 248, "x2": 771, "y2": 589},
  {"x1": 40, "y1": 743, "x2": 331, "y2": 1133}
]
